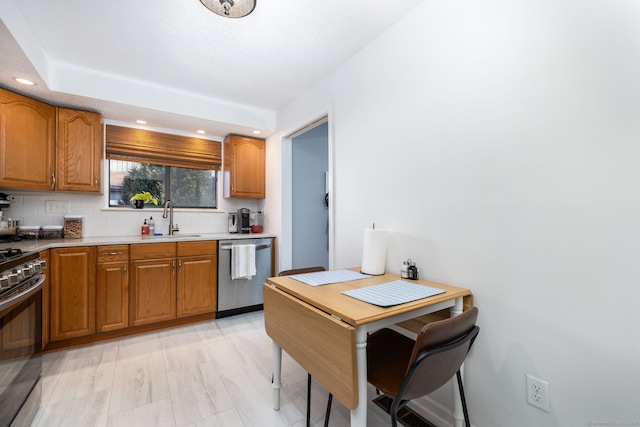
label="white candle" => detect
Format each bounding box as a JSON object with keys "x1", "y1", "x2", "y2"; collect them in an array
[{"x1": 361, "y1": 228, "x2": 388, "y2": 275}]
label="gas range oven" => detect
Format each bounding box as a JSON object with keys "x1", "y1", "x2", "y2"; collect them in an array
[{"x1": 0, "y1": 248, "x2": 47, "y2": 427}]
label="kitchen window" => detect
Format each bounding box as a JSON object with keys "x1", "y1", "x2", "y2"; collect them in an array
[
  {"x1": 108, "y1": 160, "x2": 217, "y2": 208},
  {"x1": 105, "y1": 125, "x2": 222, "y2": 209}
]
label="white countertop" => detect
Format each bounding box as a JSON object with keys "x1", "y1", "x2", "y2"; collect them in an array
[{"x1": 1, "y1": 232, "x2": 275, "y2": 253}]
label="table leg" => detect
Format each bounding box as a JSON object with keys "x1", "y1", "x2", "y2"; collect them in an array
[
  {"x1": 350, "y1": 328, "x2": 368, "y2": 427},
  {"x1": 273, "y1": 341, "x2": 282, "y2": 410},
  {"x1": 451, "y1": 298, "x2": 464, "y2": 427}
]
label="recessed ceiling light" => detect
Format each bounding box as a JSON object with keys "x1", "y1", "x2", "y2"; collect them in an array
[
  {"x1": 196, "y1": 130, "x2": 206, "y2": 134},
  {"x1": 252, "y1": 130, "x2": 261, "y2": 135},
  {"x1": 136, "y1": 120, "x2": 147, "y2": 125},
  {"x1": 14, "y1": 77, "x2": 35, "y2": 86}
]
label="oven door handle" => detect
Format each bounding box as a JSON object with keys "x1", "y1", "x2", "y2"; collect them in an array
[{"x1": 0, "y1": 274, "x2": 45, "y2": 312}]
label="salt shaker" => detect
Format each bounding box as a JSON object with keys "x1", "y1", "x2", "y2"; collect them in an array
[{"x1": 401, "y1": 261, "x2": 409, "y2": 279}]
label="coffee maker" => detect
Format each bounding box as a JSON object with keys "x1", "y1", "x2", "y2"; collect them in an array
[{"x1": 237, "y1": 208, "x2": 250, "y2": 234}]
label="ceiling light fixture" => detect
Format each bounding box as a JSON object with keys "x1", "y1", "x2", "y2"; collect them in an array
[
  {"x1": 14, "y1": 77, "x2": 35, "y2": 86},
  {"x1": 199, "y1": 0, "x2": 256, "y2": 18},
  {"x1": 136, "y1": 120, "x2": 147, "y2": 125},
  {"x1": 197, "y1": 130, "x2": 206, "y2": 134},
  {"x1": 252, "y1": 130, "x2": 261, "y2": 135}
]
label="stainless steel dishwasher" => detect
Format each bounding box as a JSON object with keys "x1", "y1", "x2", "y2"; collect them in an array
[{"x1": 217, "y1": 238, "x2": 272, "y2": 317}]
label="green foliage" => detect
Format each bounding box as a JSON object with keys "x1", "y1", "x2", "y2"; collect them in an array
[
  {"x1": 120, "y1": 164, "x2": 165, "y2": 206},
  {"x1": 170, "y1": 168, "x2": 216, "y2": 207},
  {"x1": 116, "y1": 162, "x2": 216, "y2": 208},
  {"x1": 130, "y1": 191, "x2": 159, "y2": 205}
]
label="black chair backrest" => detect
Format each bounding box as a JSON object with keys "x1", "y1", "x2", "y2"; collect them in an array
[
  {"x1": 278, "y1": 266, "x2": 326, "y2": 276},
  {"x1": 400, "y1": 307, "x2": 479, "y2": 401}
]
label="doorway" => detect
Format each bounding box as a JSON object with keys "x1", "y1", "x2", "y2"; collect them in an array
[{"x1": 290, "y1": 121, "x2": 329, "y2": 270}]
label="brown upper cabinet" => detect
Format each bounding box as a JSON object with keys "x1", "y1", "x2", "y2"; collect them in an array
[
  {"x1": 223, "y1": 134, "x2": 265, "y2": 199},
  {"x1": 0, "y1": 88, "x2": 56, "y2": 190},
  {"x1": 0, "y1": 88, "x2": 103, "y2": 193},
  {"x1": 57, "y1": 107, "x2": 102, "y2": 192}
]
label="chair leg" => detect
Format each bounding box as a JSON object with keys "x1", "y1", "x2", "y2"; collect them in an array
[
  {"x1": 307, "y1": 374, "x2": 312, "y2": 427},
  {"x1": 389, "y1": 398, "x2": 403, "y2": 427},
  {"x1": 324, "y1": 393, "x2": 333, "y2": 427},
  {"x1": 456, "y1": 370, "x2": 471, "y2": 427}
]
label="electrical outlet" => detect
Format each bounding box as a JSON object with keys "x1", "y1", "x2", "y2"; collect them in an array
[
  {"x1": 526, "y1": 374, "x2": 550, "y2": 412},
  {"x1": 45, "y1": 200, "x2": 69, "y2": 214}
]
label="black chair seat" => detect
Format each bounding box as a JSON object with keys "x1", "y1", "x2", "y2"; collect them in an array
[{"x1": 324, "y1": 306, "x2": 480, "y2": 427}]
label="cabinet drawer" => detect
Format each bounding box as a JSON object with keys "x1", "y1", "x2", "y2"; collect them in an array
[
  {"x1": 177, "y1": 241, "x2": 217, "y2": 257},
  {"x1": 97, "y1": 245, "x2": 129, "y2": 262},
  {"x1": 130, "y1": 242, "x2": 177, "y2": 260}
]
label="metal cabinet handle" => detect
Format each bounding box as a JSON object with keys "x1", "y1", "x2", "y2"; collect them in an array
[
  {"x1": 102, "y1": 251, "x2": 124, "y2": 256},
  {"x1": 172, "y1": 260, "x2": 176, "y2": 275},
  {"x1": 51, "y1": 173, "x2": 56, "y2": 189},
  {"x1": 95, "y1": 176, "x2": 99, "y2": 189},
  {"x1": 178, "y1": 260, "x2": 182, "y2": 271},
  {"x1": 123, "y1": 263, "x2": 127, "y2": 280}
]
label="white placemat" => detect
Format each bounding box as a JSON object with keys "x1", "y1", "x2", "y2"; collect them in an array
[
  {"x1": 341, "y1": 280, "x2": 445, "y2": 307},
  {"x1": 290, "y1": 269, "x2": 372, "y2": 287}
]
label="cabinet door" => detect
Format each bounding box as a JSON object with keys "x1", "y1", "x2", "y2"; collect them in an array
[
  {"x1": 223, "y1": 135, "x2": 265, "y2": 198},
  {"x1": 96, "y1": 261, "x2": 129, "y2": 332},
  {"x1": 177, "y1": 255, "x2": 217, "y2": 317},
  {"x1": 50, "y1": 247, "x2": 96, "y2": 341},
  {"x1": 0, "y1": 88, "x2": 56, "y2": 190},
  {"x1": 57, "y1": 107, "x2": 103, "y2": 192},
  {"x1": 130, "y1": 258, "x2": 176, "y2": 326}
]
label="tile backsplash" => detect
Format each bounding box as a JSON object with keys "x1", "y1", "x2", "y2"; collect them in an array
[{"x1": 2, "y1": 191, "x2": 261, "y2": 238}]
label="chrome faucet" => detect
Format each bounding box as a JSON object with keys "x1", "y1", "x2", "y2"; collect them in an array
[{"x1": 162, "y1": 200, "x2": 180, "y2": 235}]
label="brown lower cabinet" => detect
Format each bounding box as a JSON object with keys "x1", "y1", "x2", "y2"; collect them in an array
[
  {"x1": 96, "y1": 245, "x2": 129, "y2": 332},
  {"x1": 130, "y1": 259, "x2": 177, "y2": 326},
  {"x1": 45, "y1": 241, "x2": 218, "y2": 349},
  {"x1": 50, "y1": 246, "x2": 96, "y2": 342},
  {"x1": 129, "y1": 241, "x2": 218, "y2": 326},
  {"x1": 177, "y1": 241, "x2": 217, "y2": 317}
]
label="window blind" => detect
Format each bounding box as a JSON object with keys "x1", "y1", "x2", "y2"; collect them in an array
[{"x1": 105, "y1": 125, "x2": 222, "y2": 170}]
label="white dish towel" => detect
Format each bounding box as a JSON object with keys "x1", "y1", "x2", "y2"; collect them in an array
[{"x1": 231, "y1": 244, "x2": 256, "y2": 280}]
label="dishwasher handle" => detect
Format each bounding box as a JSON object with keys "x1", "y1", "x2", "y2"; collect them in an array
[{"x1": 220, "y1": 243, "x2": 271, "y2": 251}]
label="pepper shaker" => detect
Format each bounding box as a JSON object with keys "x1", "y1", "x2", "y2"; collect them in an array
[{"x1": 407, "y1": 260, "x2": 418, "y2": 280}]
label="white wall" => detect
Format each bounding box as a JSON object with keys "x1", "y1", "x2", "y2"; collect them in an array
[{"x1": 274, "y1": 0, "x2": 640, "y2": 425}]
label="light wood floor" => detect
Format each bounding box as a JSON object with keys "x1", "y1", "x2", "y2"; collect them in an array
[{"x1": 32, "y1": 311, "x2": 395, "y2": 426}]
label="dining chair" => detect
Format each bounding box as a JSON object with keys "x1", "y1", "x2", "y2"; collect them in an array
[
  {"x1": 277, "y1": 266, "x2": 327, "y2": 427},
  {"x1": 324, "y1": 306, "x2": 480, "y2": 427}
]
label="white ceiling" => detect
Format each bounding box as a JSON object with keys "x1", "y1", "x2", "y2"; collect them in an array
[{"x1": 0, "y1": 0, "x2": 424, "y2": 139}]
